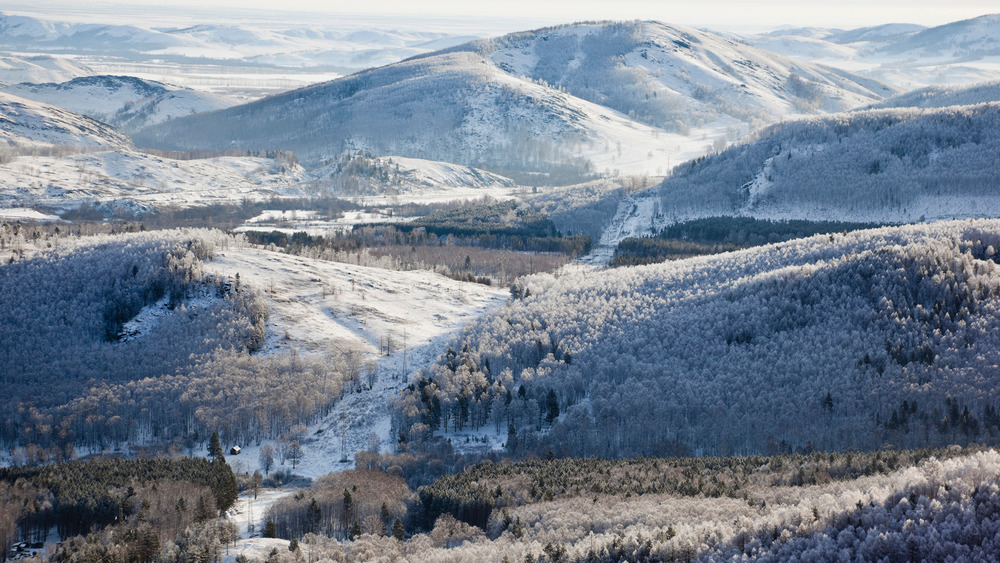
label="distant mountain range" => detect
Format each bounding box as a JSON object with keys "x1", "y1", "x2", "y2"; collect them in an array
[
  {"x1": 748, "y1": 13, "x2": 1000, "y2": 87},
  {"x1": 867, "y1": 79, "x2": 1000, "y2": 110},
  {"x1": 0, "y1": 11, "x2": 469, "y2": 71},
  {"x1": 134, "y1": 20, "x2": 895, "y2": 182}
]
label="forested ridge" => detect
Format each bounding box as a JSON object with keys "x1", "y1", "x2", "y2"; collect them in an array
[
  {"x1": 0, "y1": 229, "x2": 345, "y2": 456},
  {"x1": 0, "y1": 456, "x2": 238, "y2": 561},
  {"x1": 656, "y1": 102, "x2": 1000, "y2": 222},
  {"x1": 394, "y1": 220, "x2": 1000, "y2": 459},
  {"x1": 239, "y1": 447, "x2": 1000, "y2": 562},
  {"x1": 612, "y1": 216, "x2": 883, "y2": 265}
]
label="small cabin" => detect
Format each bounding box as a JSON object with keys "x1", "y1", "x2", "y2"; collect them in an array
[{"x1": 230, "y1": 446, "x2": 241, "y2": 455}]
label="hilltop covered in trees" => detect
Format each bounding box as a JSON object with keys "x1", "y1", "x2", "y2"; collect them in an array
[
  {"x1": 655, "y1": 102, "x2": 1000, "y2": 224},
  {"x1": 394, "y1": 220, "x2": 1000, "y2": 458}
]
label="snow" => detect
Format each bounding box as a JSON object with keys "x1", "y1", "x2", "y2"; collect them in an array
[
  {"x1": 0, "y1": 207, "x2": 61, "y2": 221},
  {"x1": 221, "y1": 538, "x2": 290, "y2": 563},
  {"x1": 0, "y1": 8, "x2": 482, "y2": 99},
  {"x1": 0, "y1": 91, "x2": 132, "y2": 149},
  {"x1": 203, "y1": 247, "x2": 508, "y2": 479},
  {"x1": 0, "y1": 52, "x2": 93, "y2": 84},
  {"x1": 224, "y1": 487, "x2": 293, "y2": 540},
  {"x1": 744, "y1": 15, "x2": 1000, "y2": 90},
  {"x1": 0, "y1": 77, "x2": 238, "y2": 132},
  {"x1": 237, "y1": 209, "x2": 413, "y2": 238},
  {"x1": 579, "y1": 190, "x2": 662, "y2": 266},
  {"x1": 119, "y1": 294, "x2": 219, "y2": 342}
]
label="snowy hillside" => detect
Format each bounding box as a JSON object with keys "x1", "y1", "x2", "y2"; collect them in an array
[
  {"x1": 135, "y1": 20, "x2": 894, "y2": 181},
  {"x1": 396, "y1": 220, "x2": 1000, "y2": 458},
  {"x1": 0, "y1": 75, "x2": 237, "y2": 133},
  {"x1": 311, "y1": 152, "x2": 515, "y2": 197},
  {"x1": 0, "y1": 149, "x2": 307, "y2": 213},
  {"x1": 652, "y1": 102, "x2": 1000, "y2": 225},
  {"x1": 204, "y1": 245, "x2": 507, "y2": 476},
  {"x1": 0, "y1": 91, "x2": 131, "y2": 149},
  {"x1": 0, "y1": 52, "x2": 92, "y2": 84},
  {"x1": 134, "y1": 49, "x2": 697, "y2": 181}
]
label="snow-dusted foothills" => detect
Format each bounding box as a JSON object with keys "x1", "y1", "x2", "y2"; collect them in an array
[
  {"x1": 310, "y1": 152, "x2": 516, "y2": 197},
  {"x1": 0, "y1": 148, "x2": 308, "y2": 214},
  {"x1": 397, "y1": 220, "x2": 1000, "y2": 458}
]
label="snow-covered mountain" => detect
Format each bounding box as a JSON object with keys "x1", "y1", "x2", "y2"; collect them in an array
[
  {"x1": 470, "y1": 21, "x2": 894, "y2": 128},
  {"x1": 133, "y1": 48, "x2": 674, "y2": 182},
  {"x1": 134, "y1": 21, "x2": 894, "y2": 181},
  {"x1": 0, "y1": 75, "x2": 237, "y2": 133},
  {"x1": 0, "y1": 91, "x2": 131, "y2": 149},
  {"x1": 876, "y1": 14, "x2": 1000, "y2": 59},
  {"x1": 652, "y1": 100, "x2": 1000, "y2": 225}
]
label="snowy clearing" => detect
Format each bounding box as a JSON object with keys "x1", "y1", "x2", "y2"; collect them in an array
[{"x1": 204, "y1": 247, "x2": 507, "y2": 480}]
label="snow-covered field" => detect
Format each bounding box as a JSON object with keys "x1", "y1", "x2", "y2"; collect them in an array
[{"x1": 0, "y1": 207, "x2": 61, "y2": 222}]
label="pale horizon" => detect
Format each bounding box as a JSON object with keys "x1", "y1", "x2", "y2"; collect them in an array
[{"x1": 3, "y1": 0, "x2": 997, "y2": 34}]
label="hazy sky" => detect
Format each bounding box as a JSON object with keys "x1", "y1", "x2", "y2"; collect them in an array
[{"x1": 11, "y1": 0, "x2": 998, "y2": 32}]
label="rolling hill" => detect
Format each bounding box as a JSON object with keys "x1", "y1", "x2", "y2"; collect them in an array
[
  {"x1": 0, "y1": 52, "x2": 93, "y2": 84},
  {"x1": 133, "y1": 21, "x2": 894, "y2": 182},
  {"x1": 0, "y1": 91, "x2": 132, "y2": 149},
  {"x1": 310, "y1": 152, "x2": 516, "y2": 196}
]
